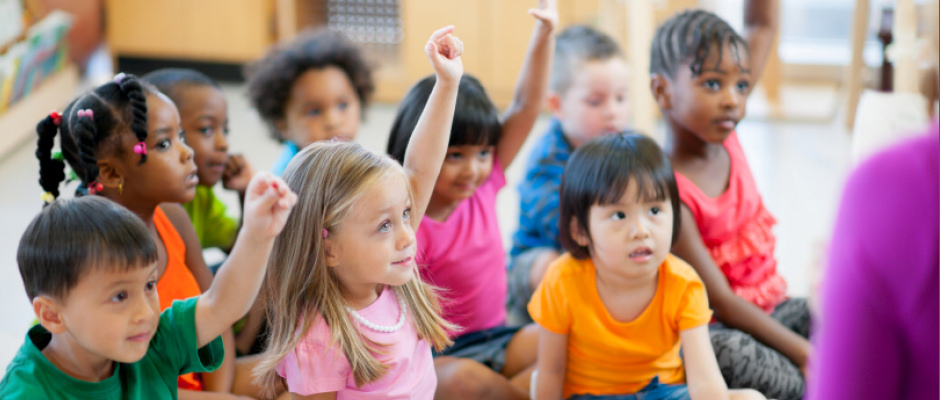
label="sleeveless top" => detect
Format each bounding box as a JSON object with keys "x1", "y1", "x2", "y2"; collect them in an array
[
  {"x1": 673, "y1": 132, "x2": 787, "y2": 313},
  {"x1": 154, "y1": 206, "x2": 205, "y2": 390}
]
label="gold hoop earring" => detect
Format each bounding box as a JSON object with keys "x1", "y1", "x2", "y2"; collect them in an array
[{"x1": 118, "y1": 180, "x2": 123, "y2": 195}]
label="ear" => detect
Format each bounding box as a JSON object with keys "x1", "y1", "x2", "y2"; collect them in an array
[
  {"x1": 569, "y1": 218, "x2": 590, "y2": 247},
  {"x1": 650, "y1": 73, "x2": 672, "y2": 110},
  {"x1": 323, "y1": 237, "x2": 340, "y2": 268},
  {"x1": 96, "y1": 155, "x2": 124, "y2": 191},
  {"x1": 274, "y1": 119, "x2": 288, "y2": 140},
  {"x1": 547, "y1": 91, "x2": 564, "y2": 119},
  {"x1": 33, "y1": 296, "x2": 67, "y2": 334}
]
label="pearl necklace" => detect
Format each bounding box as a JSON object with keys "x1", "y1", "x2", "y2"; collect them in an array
[{"x1": 345, "y1": 297, "x2": 407, "y2": 333}]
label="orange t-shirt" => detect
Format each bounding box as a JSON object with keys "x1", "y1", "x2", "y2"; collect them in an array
[
  {"x1": 528, "y1": 253, "x2": 713, "y2": 398},
  {"x1": 154, "y1": 206, "x2": 205, "y2": 391}
]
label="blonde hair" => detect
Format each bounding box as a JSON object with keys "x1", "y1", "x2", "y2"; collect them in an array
[{"x1": 254, "y1": 141, "x2": 454, "y2": 393}]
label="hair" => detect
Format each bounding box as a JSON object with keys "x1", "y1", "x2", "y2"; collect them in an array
[
  {"x1": 17, "y1": 196, "x2": 158, "y2": 301},
  {"x1": 650, "y1": 9, "x2": 749, "y2": 78},
  {"x1": 36, "y1": 73, "x2": 157, "y2": 202},
  {"x1": 559, "y1": 132, "x2": 680, "y2": 259},
  {"x1": 245, "y1": 29, "x2": 375, "y2": 142},
  {"x1": 386, "y1": 74, "x2": 501, "y2": 164},
  {"x1": 551, "y1": 25, "x2": 625, "y2": 94},
  {"x1": 254, "y1": 141, "x2": 454, "y2": 392},
  {"x1": 141, "y1": 68, "x2": 220, "y2": 108}
]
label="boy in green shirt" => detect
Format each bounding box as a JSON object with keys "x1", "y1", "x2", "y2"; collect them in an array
[{"x1": 1, "y1": 174, "x2": 295, "y2": 399}]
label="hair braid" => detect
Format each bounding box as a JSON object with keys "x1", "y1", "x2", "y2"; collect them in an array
[
  {"x1": 118, "y1": 76, "x2": 149, "y2": 164},
  {"x1": 73, "y1": 111, "x2": 101, "y2": 192},
  {"x1": 35, "y1": 115, "x2": 66, "y2": 204},
  {"x1": 650, "y1": 9, "x2": 748, "y2": 78}
]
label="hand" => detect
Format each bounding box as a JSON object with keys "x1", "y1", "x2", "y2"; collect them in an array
[
  {"x1": 222, "y1": 153, "x2": 255, "y2": 195},
  {"x1": 241, "y1": 172, "x2": 297, "y2": 240},
  {"x1": 425, "y1": 25, "x2": 464, "y2": 84},
  {"x1": 529, "y1": 0, "x2": 558, "y2": 31}
]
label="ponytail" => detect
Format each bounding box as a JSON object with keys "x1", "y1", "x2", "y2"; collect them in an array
[
  {"x1": 35, "y1": 112, "x2": 65, "y2": 205},
  {"x1": 116, "y1": 74, "x2": 150, "y2": 164}
]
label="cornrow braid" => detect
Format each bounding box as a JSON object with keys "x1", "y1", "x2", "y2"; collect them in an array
[
  {"x1": 117, "y1": 75, "x2": 150, "y2": 164},
  {"x1": 35, "y1": 114, "x2": 66, "y2": 205},
  {"x1": 72, "y1": 107, "x2": 101, "y2": 189},
  {"x1": 650, "y1": 9, "x2": 749, "y2": 78}
]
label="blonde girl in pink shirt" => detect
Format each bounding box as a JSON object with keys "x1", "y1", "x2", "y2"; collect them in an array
[{"x1": 252, "y1": 26, "x2": 463, "y2": 400}]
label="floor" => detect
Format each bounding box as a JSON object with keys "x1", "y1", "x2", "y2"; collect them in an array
[{"x1": 0, "y1": 81, "x2": 853, "y2": 372}]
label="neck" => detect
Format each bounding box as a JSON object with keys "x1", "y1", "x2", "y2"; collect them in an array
[
  {"x1": 663, "y1": 121, "x2": 722, "y2": 161},
  {"x1": 425, "y1": 195, "x2": 461, "y2": 222},
  {"x1": 42, "y1": 332, "x2": 114, "y2": 382},
  {"x1": 341, "y1": 282, "x2": 385, "y2": 310},
  {"x1": 594, "y1": 261, "x2": 659, "y2": 293}
]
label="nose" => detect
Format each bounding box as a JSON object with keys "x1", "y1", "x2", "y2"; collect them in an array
[
  {"x1": 630, "y1": 218, "x2": 651, "y2": 240},
  {"x1": 396, "y1": 222, "x2": 415, "y2": 250},
  {"x1": 213, "y1": 130, "x2": 229, "y2": 152},
  {"x1": 132, "y1": 294, "x2": 157, "y2": 325},
  {"x1": 721, "y1": 87, "x2": 741, "y2": 110},
  {"x1": 179, "y1": 140, "x2": 194, "y2": 162}
]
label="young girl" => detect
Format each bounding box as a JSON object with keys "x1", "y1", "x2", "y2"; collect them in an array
[
  {"x1": 530, "y1": 133, "x2": 764, "y2": 400},
  {"x1": 253, "y1": 26, "x2": 463, "y2": 399},
  {"x1": 385, "y1": 2, "x2": 555, "y2": 398},
  {"x1": 649, "y1": 8, "x2": 809, "y2": 400},
  {"x1": 245, "y1": 28, "x2": 374, "y2": 176},
  {"x1": 34, "y1": 73, "x2": 284, "y2": 399}
]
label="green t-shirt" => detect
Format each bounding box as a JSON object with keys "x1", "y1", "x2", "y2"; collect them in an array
[
  {"x1": 0, "y1": 297, "x2": 224, "y2": 399},
  {"x1": 183, "y1": 185, "x2": 239, "y2": 250}
]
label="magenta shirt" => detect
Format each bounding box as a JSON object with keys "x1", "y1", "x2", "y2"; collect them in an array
[
  {"x1": 416, "y1": 160, "x2": 507, "y2": 336},
  {"x1": 276, "y1": 288, "x2": 436, "y2": 399},
  {"x1": 807, "y1": 126, "x2": 938, "y2": 400}
]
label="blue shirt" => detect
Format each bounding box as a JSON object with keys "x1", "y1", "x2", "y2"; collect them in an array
[
  {"x1": 510, "y1": 119, "x2": 573, "y2": 261},
  {"x1": 271, "y1": 141, "x2": 299, "y2": 177}
]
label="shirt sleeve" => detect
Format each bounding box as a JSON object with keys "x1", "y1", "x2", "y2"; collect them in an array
[
  {"x1": 528, "y1": 259, "x2": 571, "y2": 334},
  {"x1": 276, "y1": 331, "x2": 350, "y2": 395},
  {"x1": 200, "y1": 193, "x2": 239, "y2": 250},
  {"x1": 676, "y1": 274, "x2": 713, "y2": 332},
  {"x1": 152, "y1": 297, "x2": 225, "y2": 375}
]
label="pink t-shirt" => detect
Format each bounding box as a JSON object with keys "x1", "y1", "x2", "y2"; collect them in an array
[
  {"x1": 276, "y1": 288, "x2": 436, "y2": 399},
  {"x1": 674, "y1": 131, "x2": 787, "y2": 313},
  {"x1": 416, "y1": 160, "x2": 507, "y2": 336}
]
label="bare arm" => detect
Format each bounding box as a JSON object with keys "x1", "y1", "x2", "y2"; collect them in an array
[
  {"x1": 497, "y1": 0, "x2": 557, "y2": 168},
  {"x1": 292, "y1": 392, "x2": 337, "y2": 400},
  {"x1": 195, "y1": 173, "x2": 296, "y2": 347},
  {"x1": 405, "y1": 26, "x2": 464, "y2": 226},
  {"x1": 743, "y1": 0, "x2": 779, "y2": 85},
  {"x1": 681, "y1": 325, "x2": 729, "y2": 400},
  {"x1": 672, "y1": 204, "x2": 809, "y2": 370},
  {"x1": 535, "y1": 327, "x2": 567, "y2": 400}
]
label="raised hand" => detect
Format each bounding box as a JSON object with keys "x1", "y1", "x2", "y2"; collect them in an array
[
  {"x1": 241, "y1": 172, "x2": 297, "y2": 240},
  {"x1": 425, "y1": 25, "x2": 464, "y2": 84},
  {"x1": 529, "y1": 0, "x2": 558, "y2": 31},
  {"x1": 222, "y1": 153, "x2": 255, "y2": 195}
]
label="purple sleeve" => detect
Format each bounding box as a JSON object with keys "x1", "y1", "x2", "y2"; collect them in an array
[{"x1": 807, "y1": 128, "x2": 939, "y2": 400}]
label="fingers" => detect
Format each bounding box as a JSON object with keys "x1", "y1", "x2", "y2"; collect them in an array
[
  {"x1": 438, "y1": 34, "x2": 464, "y2": 59},
  {"x1": 427, "y1": 25, "x2": 455, "y2": 45}
]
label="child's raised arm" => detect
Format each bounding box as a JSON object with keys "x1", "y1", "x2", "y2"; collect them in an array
[
  {"x1": 497, "y1": 0, "x2": 557, "y2": 168},
  {"x1": 743, "y1": 0, "x2": 779, "y2": 86},
  {"x1": 535, "y1": 327, "x2": 567, "y2": 400},
  {"x1": 194, "y1": 172, "x2": 296, "y2": 347},
  {"x1": 404, "y1": 26, "x2": 464, "y2": 226}
]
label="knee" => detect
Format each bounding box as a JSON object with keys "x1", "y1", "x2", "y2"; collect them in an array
[
  {"x1": 729, "y1": 388, "x2": 767, "y2": 400},
  {"x1": 435, "y1": 359, "x2": 498, "y2": 399}
]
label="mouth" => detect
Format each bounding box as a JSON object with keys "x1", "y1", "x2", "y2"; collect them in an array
[
  {"x1": 629, "y1": 247, "x2": 654, "y2": 263},
  {"x1": 186, "y1": 169, "x2": 200, "y2": 186},
  {"x1": 127, "y1": 331, "x2": 151, "y2": 343},
  {"x1": 392, "y1": 256, "x2": 414, "y2": 267},
  {"x1": 715, "y1": 118, "x2": 738, "y2": 131},
  {"x1": 206, "y1": 161, "x2": 226, "y2": 173}
]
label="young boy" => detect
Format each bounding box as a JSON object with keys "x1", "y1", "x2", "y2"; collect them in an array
[
  {"x1": 507, "y1": 25, "x2": 630, "y2": 324},
  {"x1": 0, "y1": 174, "x2": 295, "y2": 399}
]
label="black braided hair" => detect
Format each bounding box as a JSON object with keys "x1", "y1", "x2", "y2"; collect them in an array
[
  {"x1": 35, "y1": 114, "x2": 66, "y2": 204},
  {"x1": 650, "y1": 9, "x2": 749, "y2": 78},
  {"x1": 142, "y1": 68, "x2": 220, "y2": 108},
  {"x1": 38, "y1": 73, "x2": 157, "y2": 199}
]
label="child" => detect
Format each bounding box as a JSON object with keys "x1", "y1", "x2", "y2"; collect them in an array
[
  {"x1": 245, "y1": 29, "x2": 374, "y2": 176},
  {"x1": 507, "y1": 24, "x2": 630, "y2": 325},
  {"x1": 530, "y1": 132, "x2": 764, "y2": 400},
  {"x1": 385, "y1": 2, "x2": 555, "y2": 398},
  {"x1": 649, "y1": 7, "x2": 808, "y2": 400},
  {"x1": 142, "y1": 68, "x2": 254, "y2": 253},
  {"x1": 1, "y1": 176, "x2": 295, "y2": 398},
  {"x1": 30, "y1": 73, "x2": 281, "y2": 399},
  {"x1": 253, "y1": 26, "x2": 463, "y2": 399}
]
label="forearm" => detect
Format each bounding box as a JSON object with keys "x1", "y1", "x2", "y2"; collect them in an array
[
  {"x1": 713, "y1": 294, "x2": 809, "y2": 367},
  {"x1": 535, "y1": 370, "x2": 564, "y2": 400},
  {"x1": 502, "y1": 21, "x2": 555, "y2": 138},
  {"x1": 404, "y1": 78, "x2": 460, "y2": 213},
  {"x1": 743, "y1": 0, "x2": 779, "y2": 82}
]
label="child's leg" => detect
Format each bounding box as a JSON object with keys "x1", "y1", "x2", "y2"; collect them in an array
[
  {"x1": 729, "y1": 389, "x2": 768, "y2": 400},
  {"x1": 434, "y1": 356, "x2": 529, "y2": 400},
  {"x1": 232, "y1": 354, "x2": 289, "y2": 399},
  {"x1": 769, "y1": 298, "x2": 811, "y2": 339},
  {"x1": 711, "y1": 327, "x2": 803, "y2": 400},
  {"x1": 506, "y1": 247, "x2": 559, "y2": 325}
]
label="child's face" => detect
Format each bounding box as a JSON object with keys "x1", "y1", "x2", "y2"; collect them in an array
[
  {"x1": 552, "y1": 58, "x2": 631, "y2": 148},
  {"x1": 577, "y1": 181, "x2": 673, "y2": 280},
  {"x1": 326, "y1": 172, "x2": 416, "y2": 292},
  {"x1": 118, "y1": 93, "x2": 199, "y2": 205},
  {"x1": 432, "y1": 144, "x2": 495, "y2": 205},
  {"x1": 45, "y1": 263, "x2": 160, "y2": 366},
  {"x1": 661, "y1": 43, "x2": 752, "y2": 144},
  {"x1": 177, "y1": 86, "x2": 229, "y2": 187},
  {"x1": 278, "y1": 66, "x2": 361, "y2": 148}
]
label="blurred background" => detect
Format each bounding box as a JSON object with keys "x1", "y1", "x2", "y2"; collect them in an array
[{"x1": 0, "y1": 0, "x2": 937, "y2": 372}]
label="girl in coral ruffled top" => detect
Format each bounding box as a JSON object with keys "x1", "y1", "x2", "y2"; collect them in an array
[{"x1": 649, "y1": 7, "x2": 810, "y2": 400}]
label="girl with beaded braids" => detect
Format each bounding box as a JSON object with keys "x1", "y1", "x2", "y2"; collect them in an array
[
  {"x1": 34, "y1": 73, "x2": 290, "y2": 400},
  {"x1": 649, "y1": 5, "x2": 811, "y2": 400}
]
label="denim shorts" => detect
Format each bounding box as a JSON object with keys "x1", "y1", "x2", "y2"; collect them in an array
[
  {"x1": 568, "y1": 377, "x2": 690, "y2": 400},
  {"x1": 433, "y1": 325, "x2": 522, "y2": 372}
]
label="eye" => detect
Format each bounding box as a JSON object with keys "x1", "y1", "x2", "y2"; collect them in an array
[
  {"x1": 112, "y1": 291, "x2": 128, "y2": 303},
  {"x1": 650, "y1": 206, "x2": 662, "y2": 216},
  {"x1": 446, "y1": 152, "x2": 463, "y2": 160},
  {"x1": 403, "y1": 208, "x2": 411, "y2": 220},
  {"x1": 223, "y1": 126, "x2": 231, "y2": 135},
  {"x1": 478, "y1": 149, "x2": 492, "y2": 158},
  {"x1": 199, "y1": 126, "x2": 214, "y2": 136},
  {"x1": 156, "y1": 138, "x2": 172, "y2": 150},
  {"x1": 145, "y1": 280, "x2": 157, "y2": 291},
  {"x1": 379, "y1": 221, "x2": 391, "y2": 233},
  {"x1": 585, "y1": 98, "x2": 602, "y2": 107},
  {"x1": 704, "y1": 80, "x2": 720, "y2": 91},
  {"x1": 611, "y1": 211, "x2": 626, "y2": 220},
  {"x1": 307, "y1": 108, "x2": 322, "y2": 117},
  {"x1": 338, "y1": 102, "x2": 348, "y2": 111},
  {"x1": 736, "y1": 80, "x2": 751, "y2": 93}
]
